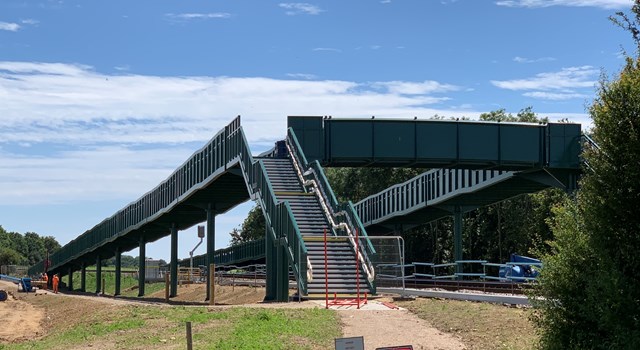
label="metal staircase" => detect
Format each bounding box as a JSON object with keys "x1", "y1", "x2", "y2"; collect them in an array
[{"x1": 261, "y1": 156, "x2": 372, "y2": 298}]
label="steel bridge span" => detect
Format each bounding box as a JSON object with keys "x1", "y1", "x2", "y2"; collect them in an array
[{"x1": 29, "y1": 116, "x2": 581, "y2": 302}]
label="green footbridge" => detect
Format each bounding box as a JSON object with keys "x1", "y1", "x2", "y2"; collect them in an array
[{"x1": 29, "y1": 116, "x2": 581, "y2": 301}]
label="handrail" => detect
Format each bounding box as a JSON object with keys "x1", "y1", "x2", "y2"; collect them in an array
[{"x1": 286, "y1": 128, "x2": 377, "y2": 294}]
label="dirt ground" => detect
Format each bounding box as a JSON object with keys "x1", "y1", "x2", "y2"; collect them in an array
[
  {"x1": 1, "y1": 280, "x2": 467, "y2": 349},
  {"x1": 0, "y1": 279, "x2": 45, "y2": 343},
  {"x1": 339, "y1": 306, "x2": 466, "y2": 350}
]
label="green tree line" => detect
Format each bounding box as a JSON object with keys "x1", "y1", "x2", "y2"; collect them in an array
[{"x1": 0, "y1": 225, "x2": 61, "y2": 266}]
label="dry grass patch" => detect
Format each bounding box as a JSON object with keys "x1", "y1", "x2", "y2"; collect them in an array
[{"x1": 397, "y1": 298, "x2": 537, "y2": 350}]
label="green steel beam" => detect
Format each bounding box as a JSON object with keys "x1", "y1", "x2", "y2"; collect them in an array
[
  {"x1": 68, "y1": 266, "x2": 73, "y2": 291},
  {"x1": 95, "y1": 255, "x2": 102, "y2": 294},
  {"x1": 288, "y1": 116, "x2": 581, "y2": 171},
  {"x1": 265, "y1": 230, "x2": 276, "y2": 301},
  {"x1": 276, "y1": 239, "x2": 289, "y2": 302},
  {"x1": 170, "y1": 224, "x2": 178, "y2": 298},
  {"x1": 453, "y1": 206, "x2": 463, "y2": 280},
  {"x1": 80, "y1": 263, "x2": 86, "y2": 292},
  {"x1": 206, "y1": 205, "x2": 215, "y2": 301},
  {"x1": 114, "y1": 247, "x2": 121, "y2": 296},
  {"x1": 138, "y1": 236, "x2": 145, "y2": 297}
]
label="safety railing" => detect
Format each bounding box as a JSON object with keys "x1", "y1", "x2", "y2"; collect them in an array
[
  {"x1": 403, "y1": 260, "x2": 542, "y2": 282},
  {"x1": 234, "y1": 125, "x2": 309, "y2": 295},
  {"x1": 28, "y1": 117, "x2": 243, "y2": 276},
  {"x1": 355, "y1": 168, "x2": 513, "y2": 227},
  {"x1": 287, "y1": 128, "x2": 377, "y2": 294},
  {"x1": 178, "y1": 238, "x2": 267, "y2": 269}
]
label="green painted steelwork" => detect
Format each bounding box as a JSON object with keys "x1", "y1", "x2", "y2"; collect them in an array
[
  {"x1": 80, "y1": 263, "x2": 86, "y2": 292},
  {"x1": 170, "y1": 224, "x2": 178, "y2": 297},
  {"x1": 138, "y1": 236, "x2": 145, "y2": 296},
  {"x1": 288, "y1": 116, "x2": 581, "y2": 171},
  {"x1": 114, "y1": 247, "x2": 121, "y2": 295},
  {"x1": 181, "y1": 238, "x2": 266, "y2": 269},
  {"x1": 287, "y1": 128, "x2": 378, "y2": 294}
]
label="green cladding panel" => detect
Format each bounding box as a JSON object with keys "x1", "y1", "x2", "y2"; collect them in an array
[
  {"x1": 500, "y1": 124, "x2": 542, "y2": 165},
  {"x1": 416, "y1": 122, "x2": 457, "y2": 161},
  {"x1": 548, "y1": 123, "x2": 581, "y2": 168},
  {"x1": 458, "y1": 123, "x2": 499, "y2": 163},
  {"x1": 288, "y1": 116, "x2": 325, "y2": 163},
  {"x1": 288, "y1": 116, "x2": 580, "y2": 170},
  {"x1": 328, "y1": 120, "x2": 373, "y2": 160},
  {"x1": 373, "y1": 121, "x2": 416, "y2": 160}
]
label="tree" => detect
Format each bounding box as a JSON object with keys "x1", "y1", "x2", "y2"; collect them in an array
[
  {"x1": 533, "y1": 4, "x2": 640, "y2": 348},
  {"x1": 0, "y1": 247, "x2": 26, "y2": 266},
  {"x1": 229, "y1": 205, "x2": 266, "y2": 245}
]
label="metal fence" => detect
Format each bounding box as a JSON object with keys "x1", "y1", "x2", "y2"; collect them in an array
[{"x1": 1, "y1": 265, "x2": 28, "y2": 277}]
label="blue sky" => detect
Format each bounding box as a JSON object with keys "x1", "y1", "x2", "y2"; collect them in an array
[{"x1": 0, "y1": 0, "x2": 634, "y2": 261}]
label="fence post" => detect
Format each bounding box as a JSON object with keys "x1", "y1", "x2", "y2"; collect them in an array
[{"x1": 186, "y1": 321, "x2": 193, "y2": 350}]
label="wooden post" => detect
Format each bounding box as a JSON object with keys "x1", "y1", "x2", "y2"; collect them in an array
[
  {"x1": 209, "y1": 263, "x2": 215, "y2": 305},
  {"x1": 186, "y1": 321, "x2": 193, "y2": 350},
  {"x1": 165, "y1": 272, "x2": 170, "y2": 302},
  {"x1": 101, "y1": 277, "x2": 105, "y2": 295}
]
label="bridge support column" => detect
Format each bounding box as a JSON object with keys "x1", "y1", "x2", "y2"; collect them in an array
[
  {"x1": 454, "y1": 205, "x2": 463, "y2": 280},
  {"x1": 265, "y1": 229, "x2": 288, "y2": 302},
  {"x1": 114, "y1": 247, "x2": 121, "y2": 296},
  {"x1": 138, "y1": 236, "x2": 146, "y2": 297},
  {"x1": 170, "y1": 224, "x2": 178, "y2": 298},
  {"x1": 206, "y1": 205, "x2": 215, "y2": 301},
  {"x1": 265, "y1": 230, "x2": 275, "y2": 301},
  {"x1": 80, "y1": 263, "x2": 86, "y2": 292},
  {"x1": 67, "y1": 267, "x2": 73, "y2": 291},
  {"x1": 276, "y1": 239, "x2": 289, "y2": 302},
  {"x1": 95, "y1": 255, "x2": 102, "y2": 294}
]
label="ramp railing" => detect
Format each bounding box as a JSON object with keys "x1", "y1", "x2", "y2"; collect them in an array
[{"x1": 355, "y1": 168, "x2": 513, "y2": 227}]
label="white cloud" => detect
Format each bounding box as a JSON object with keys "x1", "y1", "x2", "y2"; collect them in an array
[
  {"x1": 513, "y1": 56, "x2": 556, "y2": 63},
  {"x1": 165, "y1": 13, "x2": 231, "y2": 21},
  {"x1": 279, "y1": 3, "x2": 324, "y2": 15},
  {"x1": 0, "y1": 61, "x2": 470, "y2": 147},
  {"x1": 523, "y1": 91, "x2": 590, "y2": 100},
  {"x1": 0, "y1": 21, "x2": 20, "y2": 31},
  {"x1": 114, "y1": 65, "x2": 130, "y2": 71},
  {"x1": 380, "y1": 0, "x2": 392, "y2": 3},
  {"x1": 0, "y1": 60, "x2": 587, "y2": 206},
  {"x1": 21, "y1": 19, "x2": 39, "y2": 25},
  {"x1": 312, "y1": 47, "x2": 341, "y2": 52},
  {"x1": 491, "y1": 66, "x2": 597, "y2": 91},
  {"x1": 495, "y1": 0, "x2": 631, "y2": 9},
  {"x1": 377, "y1": 80, "x2": 461, "y2": 95},
  {"x1": 370, "y1": 45, "x2": 382, "y2": 50},
  {"x1": 0, "y1": 146, "x2": 193, "y2": 205},
  {"x1": 491, "y1": 66, "x2": 597, "y2": 100},
  {"x1": 286, "y1": 73, "x2": 317, "y2": 79}
]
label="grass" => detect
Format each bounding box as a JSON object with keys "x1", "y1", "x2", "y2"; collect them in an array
[
  {"x1": 61, "y1": 270, "x2": 139, "y2": 295},
  {"x1": 3, "y1": 296, "x2": 341, "y2": 350},
  {"x1": 396, "y1": 298, "x2": 538, "y2": 350}
]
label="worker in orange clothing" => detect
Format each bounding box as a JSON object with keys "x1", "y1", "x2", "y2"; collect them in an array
[
  {"x1": 42, "y1": 273, "x2": 48, "y2": 289},
  {"x1": 52, "y1": 274, "x2": 59, "y2": 294}
]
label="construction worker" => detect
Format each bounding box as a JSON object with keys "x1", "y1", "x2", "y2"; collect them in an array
[
  {"x1": 52, "y1": 274, "x2": 59, "y2": 294},
  {"x1": 42, "y1": 273, "x2": 48, "y2": 289}
]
